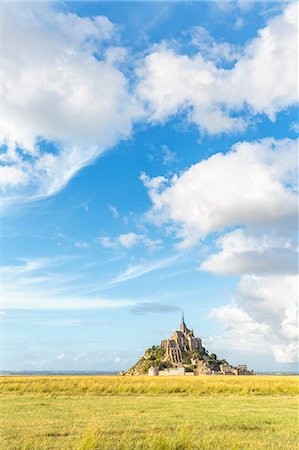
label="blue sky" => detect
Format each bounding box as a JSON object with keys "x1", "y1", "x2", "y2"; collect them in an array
[{"x1": 1, "y1": 1, "x2": 298, "y2": 372}]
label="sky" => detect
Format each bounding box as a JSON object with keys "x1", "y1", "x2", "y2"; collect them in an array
[{"x1": 0, "y1": 1, "x2": 298, "y2": 373}]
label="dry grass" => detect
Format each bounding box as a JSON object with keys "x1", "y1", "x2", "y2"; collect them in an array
[
  {"x1": 1, "y1": 374, "x2": 298, "y2": 397},
  {"x1": 0, "y1": 375, "x2": 298, "y2": 449}
]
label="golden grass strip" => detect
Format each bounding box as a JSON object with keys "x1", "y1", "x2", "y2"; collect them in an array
[{"x1": 1, "y1": 375, "x2": 298, "y2": 397}]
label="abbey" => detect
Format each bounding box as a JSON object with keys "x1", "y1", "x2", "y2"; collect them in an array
[
  {"x1": 126, "y1": 314, "x2": 253, "y2": 376},
  {"x1": 161, "y1": 313, "x2": 203, "y2": 365}
]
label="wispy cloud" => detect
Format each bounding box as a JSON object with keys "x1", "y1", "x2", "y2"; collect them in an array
[
  {"x1": 130, "y1": 302, "x2": 180, "y2": 315},
  {"x1": 1, "y1": 256, "x2": 71, "y2": 275},
  {"x1": 104, "y1": 255, "x2": 179, "y2": 287},
  {"x1": 2, "y1": 317, "x2": 114, "y2": 327},
  {"x1": 75, "y1": 241, "x2": 89, "y2": 249},
  {"x1": 1, "y1": 253, "x2": 180, "y2": 310},
  {"x1": 108, "y1": 203, "x2": 119, "y2": 218},
  {"x1": 3, "y1": 291, "x2": 136, "y2": 310},
  {"x1": 98, "y1": 232, "x2": 162, "y2": 251},
  {"x1": 1, "y1": 258, "x2": 47, "y2": 275},
  {"x1": 1, "y1": 255, "x2": 133, "y2": 310}
]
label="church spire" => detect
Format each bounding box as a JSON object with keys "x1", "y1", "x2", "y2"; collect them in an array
[{"x1": 180, "y1": 310, "x2": 186, "y2": 332}]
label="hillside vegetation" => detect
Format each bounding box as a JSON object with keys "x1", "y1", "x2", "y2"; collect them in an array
[
  {"x1": 126, "y1": 345, "x2": 228, "y2": 375},
  {"x1": 126, "y1": 346, "x2": 170, "y2": 375}
]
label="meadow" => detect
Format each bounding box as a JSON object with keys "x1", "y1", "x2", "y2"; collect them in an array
[{"x1": 0, "y1": 375, "x2": 298, "y2": 449}]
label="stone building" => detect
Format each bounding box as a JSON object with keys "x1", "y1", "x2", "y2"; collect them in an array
[
  {"x1": 148, "y1": 366, "x2": 159, "y2": 376},
  {"x1": 161, "y1": 313, "x2": 203, "y2": 365},
  {"x1": 219, "y1": 363, "x2": 253, "y2": 375}
]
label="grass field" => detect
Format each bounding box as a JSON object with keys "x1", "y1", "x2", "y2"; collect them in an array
[{"x1": 0, "y1": 376, "x2": 298, "y2": 449}]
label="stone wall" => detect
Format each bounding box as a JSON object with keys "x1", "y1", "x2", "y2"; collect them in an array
[{"x1": 159, "y1": 367, "x2": 186, "y2": 376}]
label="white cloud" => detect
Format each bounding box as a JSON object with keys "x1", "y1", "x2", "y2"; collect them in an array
[
  {"x1": 1, "y1": 257, "x2": 66, "y2": 275},
  {"x1": 1, "y1": 4, "x2": 142, "y2": 205},
  {"x1": 237, "y1": 274, "x2": 298, "y2": 328},
  {"x1": 118, "y1": 232, "x2": 140, "y2": 248},
  {"x1": 225, "y1": 3, "x2": 298, "y2": 119},
  {"x1": 271, "y1": 342, "x2": 298, "y2": 364},
  {"x1": 98, "y1": 232, "x2": 162, "y2": 250},
  {"x1": 1, "y1": 256, "x2": 136, "y2": 310},
  {"x1": 137, "y1": 3, "x2": 298, "y2": 133},
  {"x1": 97, "y1": 237, "x2": 119, "y2": 249},
  {"x1": 210, "y1": 305, "x2": 271, "y2": 341},
  {"x1": 0, "y1": 166, "x2": 30, "y2": 188},
  {"x1": 108, "y1": 204, "x2": 120, "y2": 218},
  {"x1": 290, "y1": 121, "x2": 299, "y2": 133},
  {"x1": 113, "y1": 356, "x2": 122, "y2": 364},
  {"x1": 1, "y1": 253, "x2": 178, "y2": 309},
  {"x1": 210, "y1": 274, "x2": 298, "y2": 363},
  {"x1": 137, "y1": 45, "x2": 242, "y2": 134},
  {"x1": 1, "y1": 3, "x2": 297, "y2": 208},
  {"x1": 161, "y1": 145, "x2": 177, "y2": 165},
  {"x1": 3, "y1": 288, "x2": 135, "y2": 311},
  {"x1": 142, "y1": 138, "x2": 298, "y2": 248},
  {"x1": 188, "y1": 26, "x2": 240, "y2": 62},
  {"x1": 106, "y1": 256, "x2": 178, "y2": 287},
  {"x1": 75, "y1": 241, "x2": 89, "y2": 249},
  {"x1": 118, "y1": 232, "x2": 162, "y2": 250},
  {"x1": 74, "y1": 352, "x2": 88, "y2": 364},
  {"x1": 234, "y1": 16, "x2": 245, "y2": 30},
  {"x1": 142, "y1": 137, "x2": 298, "y2": 364},
  {"x1": 201, "y1": 229, "x2": 297, "y2": 275}
]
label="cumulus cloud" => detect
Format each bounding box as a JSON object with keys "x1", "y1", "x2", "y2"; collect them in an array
[
  {"x1": 209, "y1": 305, "x2": 271, "y2": 347},
  {"x1": 1, "y1": 4, "x2": 142, "y2": 205},
  {"x1": 137, "y1": 3, "x2": 298, "y2": 133},
  {"x1": 118, "y1": 233, "x2": 141, "y2": 248},
  {"x1": 137, "y1": 46, "x2": 243, "y2": 134},
  {"x1": 225, "y1": 3, "x2": 298, "y2": 119},
  {"x1": 1, "y1": 3, "x2": 297, "y2": 208},
  {"x1": 142, "y1": 138, "x2": 298, "y2": 248},
  {"x1": 142, "y1": 137, "x2": 298, "y2": 363},
  {"x1": 200, "y1": 229, "x2": 298, "y2": 275},
  {"x1": 210, "y1": 274, "x2": 298, "y2": 363}
]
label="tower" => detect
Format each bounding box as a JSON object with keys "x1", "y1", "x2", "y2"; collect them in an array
[{"x1": 180, "y1": 310, "x2": 187, "y2": 332}]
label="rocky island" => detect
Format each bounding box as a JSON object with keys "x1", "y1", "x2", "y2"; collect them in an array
[{"x1": 127, "y1": 314, "x2": 253, "y2": 376}]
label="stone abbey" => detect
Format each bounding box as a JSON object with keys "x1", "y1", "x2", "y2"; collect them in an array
[
  {"x1": 161, "y1": 313, "x2": 202, "y2": 365},
  {"x1": 126, "y1": 313, "x2": 253, "y2": 376}
]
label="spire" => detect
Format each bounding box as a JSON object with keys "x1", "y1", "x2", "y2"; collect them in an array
[{"x1": 180, "y1": 310, "x2": 186, "y2": 332}]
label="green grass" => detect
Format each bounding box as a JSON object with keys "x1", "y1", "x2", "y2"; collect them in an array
[{"x1": 0, "y1": 376, "x2": 298, "y2": 449}]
